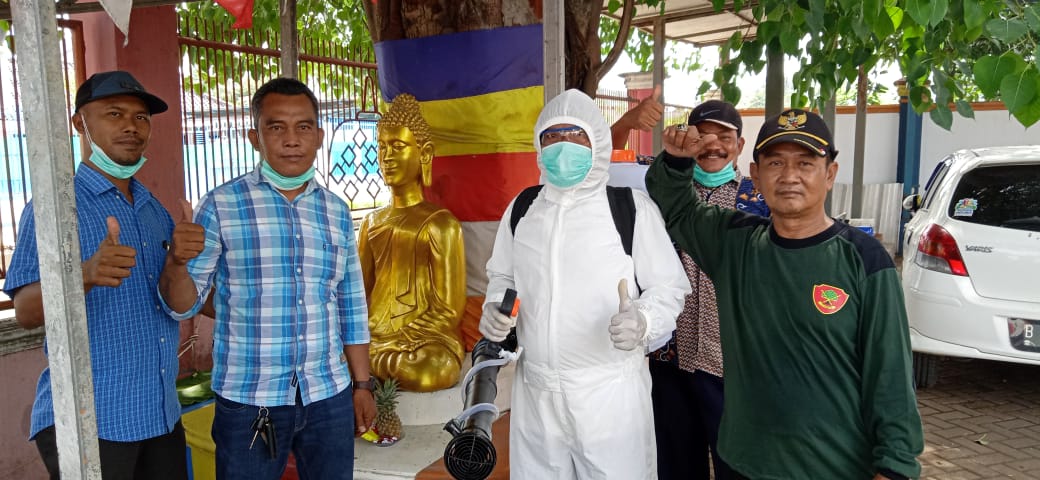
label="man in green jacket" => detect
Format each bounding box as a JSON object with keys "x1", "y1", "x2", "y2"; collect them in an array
[{"x1": 645, "y1": 108, "x2": 923, "y2": 480}]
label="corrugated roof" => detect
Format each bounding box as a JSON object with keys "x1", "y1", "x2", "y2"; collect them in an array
[{"x1": 602, "y1": 0, "x2": 759, "y2": 47}]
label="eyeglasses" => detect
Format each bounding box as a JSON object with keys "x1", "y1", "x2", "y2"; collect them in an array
[{"x1": 540, "y1": 126, "x2": 589, "y2": 145}]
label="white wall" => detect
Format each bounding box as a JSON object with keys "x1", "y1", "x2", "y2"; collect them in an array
[
  {"x1": 733, "y1": 105, "x2": 1037, "y2": 188},
  {"x1": 737, "y1": 110, "x2": 902, "y2": 184},
  {"x1": 919, "y1": 109, "x2": 1039, "y2": 184}
]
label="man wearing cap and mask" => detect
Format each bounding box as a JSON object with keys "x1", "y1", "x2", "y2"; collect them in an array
[
  {"x1": 480, "y1": 89, "x2": 689, "y2": 479},
  {"x1": 4, "y1": 70, "x2": 191, "y2": 478},
  {"x1": 645, "y1": 109, "x2": 923, "y2": 480},
  {"x1": 648, "y1": 100, "x2": 768, "y2": 480}
]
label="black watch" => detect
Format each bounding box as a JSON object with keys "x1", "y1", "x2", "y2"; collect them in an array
[{"x1": 352, "y1": 379, "x2": 375, "y2": 392}]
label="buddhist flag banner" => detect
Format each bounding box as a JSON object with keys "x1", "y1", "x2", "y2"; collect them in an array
[{"x1": 375, "y1": 24, "x2": 544, "y2": 222}]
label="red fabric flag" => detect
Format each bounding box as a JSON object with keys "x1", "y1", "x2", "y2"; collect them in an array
[{"x1": 215, "y1": 0, "x2": 254, "y2": 29}]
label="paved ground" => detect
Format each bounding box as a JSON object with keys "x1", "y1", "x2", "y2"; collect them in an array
[{"x1": 917, "y1": 357, "x2": 1040, "y2": 479}]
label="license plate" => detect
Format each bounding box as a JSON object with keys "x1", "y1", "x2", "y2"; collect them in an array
[{"x1": 1008, "y1": 317, "x2": 1040, "y2": 353}]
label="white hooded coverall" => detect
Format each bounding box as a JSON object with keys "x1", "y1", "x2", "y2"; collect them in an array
[{"x1": 484, "y1": 89, "x2": 690, "y2": 479}]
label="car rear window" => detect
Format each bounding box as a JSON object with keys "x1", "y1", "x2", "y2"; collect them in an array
[{"x1": 947, "y1": 164, "x2": 1040, "y2": 232}]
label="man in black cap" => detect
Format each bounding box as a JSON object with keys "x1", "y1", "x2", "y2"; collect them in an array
[
  {"x1": 645, "y1": 109, "x2": 923, "y2": 480},
  {"x1": 4, "y1": 70, "x2": 197, "y2": 479},
  {"x1": 647, "y1": 99, "x2": 768, "y2": 480}
]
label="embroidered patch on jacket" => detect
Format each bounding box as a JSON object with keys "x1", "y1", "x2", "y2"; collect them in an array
[{"x1": 813, "y1": 284, "x2": 849, "y2": 315}]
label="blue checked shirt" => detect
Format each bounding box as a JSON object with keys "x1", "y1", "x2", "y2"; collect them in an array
[
  {"x1": 164, "y1": 166, "x2": 369, "y2": 407},
  {"x1": 3, "y1": 164, "x2": 180, "y2": 442}
]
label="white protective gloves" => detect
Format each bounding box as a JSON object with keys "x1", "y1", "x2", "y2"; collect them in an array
[
  {"x1": 479, "y1": 301, "x2": 516, "y2": 342},
  {"x1": 609, "y1": 278, "x2": 647, "y2": 351}
]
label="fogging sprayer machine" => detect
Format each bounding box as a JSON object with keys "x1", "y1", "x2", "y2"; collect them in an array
[{"x1": 442, "y1": 288, "x2": 522, "y2": 480}]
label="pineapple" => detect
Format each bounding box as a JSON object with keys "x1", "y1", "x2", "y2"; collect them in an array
[{"x1": 374, "y1": 377, "x2": 403, "y2": 440}]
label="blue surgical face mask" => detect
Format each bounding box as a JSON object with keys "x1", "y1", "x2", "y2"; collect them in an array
[
  {"x1": 541, "y1": 142, "x2": 593, "y2": 188},
  {"x1": 260, "y1": 160, "x2": 315, "y2": 190},
  {"x1": 83, "y1": 125, "x2": 146, "y2": 179},
  {"x1": 693, "y1": 162, "x2": 736, "y2": 188}
]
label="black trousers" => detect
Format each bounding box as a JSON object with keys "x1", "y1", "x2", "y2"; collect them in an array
[
  {"x1": 650, "y1": 360, "x2": 735, "y2": 480},
  {"x1": 34, "y1": 421, "x2": 189, "y2": 480}
]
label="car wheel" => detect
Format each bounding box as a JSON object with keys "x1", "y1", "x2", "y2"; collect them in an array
[{"x1": 913, "y1": 352, "x2": 940, "y2": 389}]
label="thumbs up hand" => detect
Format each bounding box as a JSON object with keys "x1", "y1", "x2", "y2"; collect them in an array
[
  {"x1": 609, "y1": 278, "x2": 647, "y2": 351},
  {"x1": 624, "y1": 85, "x2": 664, "y2": 132},
  {"x1": 82, "y1": 216, "x2": 137, "y2": 290},
  {"x1": 168, "y1": 199, "x2": 205, "y2": 266}
]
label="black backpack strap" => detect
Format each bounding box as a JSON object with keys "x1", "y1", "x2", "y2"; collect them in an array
[
  {"x1": 606, "y1": 186, "x2": 637, "y2": 256},
  {"x1": 510, "y1": 185, "x2": 544, "y2": 236}
]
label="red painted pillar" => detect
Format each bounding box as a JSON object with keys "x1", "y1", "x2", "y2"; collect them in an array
[{"x1": 73, "y1": 6, "x2": 185, "y2": 216}]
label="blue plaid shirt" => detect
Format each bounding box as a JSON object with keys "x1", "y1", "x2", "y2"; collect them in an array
[
  {"x1": 4, "y1": 164, "x2": 180, "y2": 442},
  {"x1": 164, "y1": 166, "x2": 369, "y2": 407}
]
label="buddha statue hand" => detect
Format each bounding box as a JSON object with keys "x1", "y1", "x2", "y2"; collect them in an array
[{"x1": 479, "y1": 302, "x2": 515, "y2": 342}]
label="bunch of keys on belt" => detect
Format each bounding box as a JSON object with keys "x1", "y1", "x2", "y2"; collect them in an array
[{"x1": 249, "y1": 407, "x2": 277, "y2": 459}]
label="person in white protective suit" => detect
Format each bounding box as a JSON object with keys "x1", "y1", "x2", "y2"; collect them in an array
[{"x1": 480, "y1": 89, "x2": 691, "y2": 479}]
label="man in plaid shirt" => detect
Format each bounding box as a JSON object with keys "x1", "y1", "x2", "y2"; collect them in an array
[{"x1": 160, "y1": 78, "x2": 375, "y2": 479}]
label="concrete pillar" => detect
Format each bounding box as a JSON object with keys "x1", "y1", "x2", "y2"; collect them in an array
[{"x1": 73, "y1": 5, "x2": 185, "y2": 215}]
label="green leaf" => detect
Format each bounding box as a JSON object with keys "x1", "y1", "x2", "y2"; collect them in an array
[
  {"x1": 984, "y1": 19, "x2": 1030, "y2": 44},
  {"x1": 721, "y1": 83, "x2": 742, "y2": 104},
  {"x1": 886, "y1": 5, "x2": 904, "y2": 30},
  {"x1": 1010, "y1": 99, "x2": 1040, "y2": 128},
  {"x1": 606, "y1": 0, "x2": 622, "y2": 13},
  {"x1": 910, "y1": 85, "x2": 932, "y2": 106},
  {"x1": 697, "y1": 81, "x2": 713, "y2": 96},
  {"x1": 962, "y1": 0, "x2": 987, "y2": 31},
  {"x1": 860, "y1": 0, "x2": 881, "y2": 27},
  {"x1": 1025, "y1": 5, "x2": 1040, "y2": 32},
  {"x1": 955, "y1": 100, "x2": 975, "y2": 119},
  {"x1": 873, "y1": 6, "x2": 896, "y2": 36},
  {"x1": 929, "y1": 103, "x2": 953, "y2": 130},
  {"x1": 779, "y1": 29, "x2": 802, "y2": 55},
  {"x1": 929, "y1": 0, "x2": 948, "y2": 26},
  {"x1": 906, "y1": 0, "x2": 933, "y2": 26},
  {"x1": 806, "y1": 0, "x2": 827, "y2": 31},
  {"x1": 1000, "y1": 70, "x2": 1039, "y2": 115},
  {"x1": 974, "y1": 54, "x2": 1027, "y2": 98},
  {"x1": 757, "y1": 20, "x2": 781, "y2": 45},
  {"x1": 851, "y1": 15, "x2": 873, "y2": 41}
]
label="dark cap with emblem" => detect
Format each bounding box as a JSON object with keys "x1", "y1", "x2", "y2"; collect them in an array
[
  {"x1": 753, "y1": 108, "x2": 838, "y2": 161},
  {"x1": 687, "y1": 100, "x2": 742, "y2": 136},
  {"x1": 75, "y1": 70, "x2": 168, "y2": 114}
]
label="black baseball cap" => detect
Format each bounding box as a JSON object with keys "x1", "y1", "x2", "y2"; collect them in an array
[
  {"x1": 753, "y1": 108, "x2": 838, "y2": 161},
  {"x1": 687, "y1": 100, "x2": 742, "y2": 136},
  {"x1": 75, "y1": 70, "x2": 168, "y2": 114}
]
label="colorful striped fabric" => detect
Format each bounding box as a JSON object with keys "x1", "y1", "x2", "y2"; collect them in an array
[{"x1": 375, "y1": 24, "x2": 544, "y2": 222}]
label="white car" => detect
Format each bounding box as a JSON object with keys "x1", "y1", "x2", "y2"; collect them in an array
[{"x1": 901, "y1": 145, "x2": 1040, "y2": 388}]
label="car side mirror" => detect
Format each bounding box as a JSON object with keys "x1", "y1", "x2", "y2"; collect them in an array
[{"x1": 902, "y1": 194, "x2": 921, "y2": 212}]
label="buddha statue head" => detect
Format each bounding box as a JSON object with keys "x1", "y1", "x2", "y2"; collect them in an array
[{"x1": 377, "y1": 93, "x2": 434, "y2": 188}]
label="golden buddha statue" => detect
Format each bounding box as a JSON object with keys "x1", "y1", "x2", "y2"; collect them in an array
[{"x1": 359, "y1": 93, "x2": 467, "y2": 392}]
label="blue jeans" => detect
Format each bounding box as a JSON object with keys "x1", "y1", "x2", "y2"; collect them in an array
[{"x1": 212, "y1": 388, "x2": 355, "y2": 480}]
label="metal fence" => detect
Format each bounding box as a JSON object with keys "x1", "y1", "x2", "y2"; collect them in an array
[
  {"x1": 177, "y1": 15, "x2": 385, "y2": 211},
  {"x1": 0, "y1": 20, "x2": 83, "y2": 289},
  {"x1": 596, "y1": 88, "x2": 692, "y2": 155}
]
